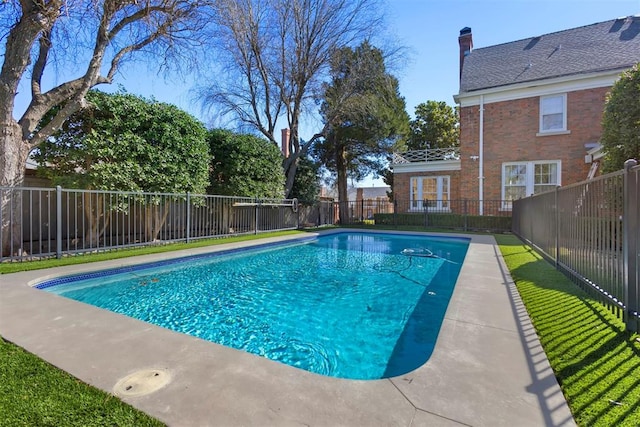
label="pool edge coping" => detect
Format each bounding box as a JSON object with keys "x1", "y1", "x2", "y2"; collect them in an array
[{"x1": 0, "y1": 230, "x2": 575, "y2": 427}]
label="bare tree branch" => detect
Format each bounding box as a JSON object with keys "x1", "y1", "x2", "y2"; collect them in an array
[
  {"x1": 2, "y1": 0, "x2": 209, "y2": 256},
  {"x1": 31, "y1": 30, "x2": 52, "y2": 97},
  {"x1": 0, "y1": 0, "x2": 62, "y2": 124},
  {"x1": 21, "y1": 77, "x2": 86, "y2": 143},
  {"x1": 1, "y1": 0, "x2": 207, "y2": 179},
  {"x1": 201, "y1": 0, "x2": 385, "y2": 196},
  {"x1": 30, "y1": 95, "x2": 86, "y2": 146}
]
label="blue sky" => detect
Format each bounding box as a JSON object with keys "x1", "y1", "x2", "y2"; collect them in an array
[
  {"x1": 13, "y1": 0, "x2": 640, "y2": 185},
  {"x1": 108, "y1": 0, "x2": 639, "y2": 129}
]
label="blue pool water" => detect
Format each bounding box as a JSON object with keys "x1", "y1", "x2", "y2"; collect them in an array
[{"x1": 38, "y1": 232, "x2": 469, "y2": 379}]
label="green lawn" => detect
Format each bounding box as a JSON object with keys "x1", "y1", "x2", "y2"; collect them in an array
[
  {"x1": 0, "y1": 337, "x2": 164, "y2": 427},
  {"x1": 1, "y1": 231, "x2": 639, "y2": 426},
  {"x1": 495, "y1": 234, "x2": 640, "y2": 427},
  {"x1": 0, "y1": 230, "x2": 304, "y2": 274}
]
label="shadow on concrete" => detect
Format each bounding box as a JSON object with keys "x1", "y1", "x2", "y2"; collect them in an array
[
  {"x1": 497, "y1": 239, "x2": 640, "y2": 426},
  {"x1": 493, "y1": 244, "x2": 576, "y2": 427}
]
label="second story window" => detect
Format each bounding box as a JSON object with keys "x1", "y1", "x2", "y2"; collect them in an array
[{"x1": 539, "y1": 94, "x2": 567, "y2": 133}]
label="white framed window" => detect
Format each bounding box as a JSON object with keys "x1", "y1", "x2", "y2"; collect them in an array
[
  {"x1": 410, "y1": 176, "x2": 450, "y2": 211},
  {"x1": 539, "y1": 94, "x2": 567, "y2": 133},
  {"x1": 502, "y1": 161, "x2": 561, "y2": 209}
]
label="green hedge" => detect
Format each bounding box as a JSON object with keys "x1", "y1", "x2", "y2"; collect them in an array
[{"x1": 374, "y1": 212, "x2": 511, "y2": 232}]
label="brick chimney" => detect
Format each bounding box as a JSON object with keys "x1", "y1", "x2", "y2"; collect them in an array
[
  {"x1": 459, "y1": 27, "x2": 473, "y2": 79},
  {"x1": 281, "y1": 128, "x2": 290, "y2": 157}
]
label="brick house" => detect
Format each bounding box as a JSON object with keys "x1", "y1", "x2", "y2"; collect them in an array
[{"x1": 393, "y1": 16, "x2": 640, "y2": 214}]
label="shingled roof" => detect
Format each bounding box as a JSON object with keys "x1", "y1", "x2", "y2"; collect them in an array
[{"x1": 459, "y1": 16, "x2": 640, "y2": 93}]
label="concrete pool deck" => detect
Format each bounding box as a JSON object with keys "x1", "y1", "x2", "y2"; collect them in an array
[{"x1": 0, "y1": 230, "x2": 575, "y2": 426}]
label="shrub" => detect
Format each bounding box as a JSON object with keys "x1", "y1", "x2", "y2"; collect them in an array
[{"x1": 373, "y1": 212, "x2": 511, "y2": 232}]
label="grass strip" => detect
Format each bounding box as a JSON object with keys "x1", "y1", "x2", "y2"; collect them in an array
[
  {"x1": 495, "y1": 234, "x2": 640, "y2": 427},
  {"x1": 0, "y1": 337, "x2": 164, "y2": 427},
  {"x1": 0, "y1": 230, "x2": 304, "y2": 274}
]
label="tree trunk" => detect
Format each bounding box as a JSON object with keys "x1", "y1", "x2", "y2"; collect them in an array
[
  {"x1": 336, "y1": 143, "x2": 349, "y2": 225},
  {"x1": 82, "y1": 192, "x2": 110, "y2": 248},
  {"x1": 1, "y1": 121, "x2": 31, "y2": 256},
  {"x1": 145, "y1": 202, "x2": 170, "y2": 242},
  {"x1": 283, "y1": 153, "x2": 299, "y2": 198}
]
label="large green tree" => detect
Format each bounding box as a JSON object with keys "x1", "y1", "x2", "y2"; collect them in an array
[
  {"x1": 408, "y1": 101, "x2": 459, "y2": 150},
  {"x1": 207, "y1": 129, "x2": 285, "y2": 198},
  {"x1": 35, "y1": 91, "x2": 209, "y2": 193},
  {"x1": 382, "y1": 100, "x2": 459, "y2": 200},
  {"x1": 34, "y1": 91, "x2": 209, "y2": 241},
  {"x1": 314, "y1": 42, "x2": 409, "y2": 222},
  {"x1": 601, "y1": 63, "x2": 640, "y2": 173}
]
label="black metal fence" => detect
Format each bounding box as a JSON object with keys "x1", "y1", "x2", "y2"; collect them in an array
[
  {"x1": 512, "y1": 160, "x2": 639, "y2": 332},
  {"x1": 335, "y1": 199, "x2": 512, "y2": 233},
  {"x1": 1, "y1": 186, "x2": 299, "y2": 262},
  {"x1": 1, "y1": 187, "x2": 515, "y2": 263}
]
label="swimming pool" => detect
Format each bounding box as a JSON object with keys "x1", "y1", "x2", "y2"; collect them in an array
[{"x1": 37, "y1": 232, "x2": 469, "y2": 380}]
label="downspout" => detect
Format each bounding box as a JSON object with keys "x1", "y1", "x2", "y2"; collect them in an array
[{"x1": 479, "y1": 95, "x2": 484, "y2": 215}]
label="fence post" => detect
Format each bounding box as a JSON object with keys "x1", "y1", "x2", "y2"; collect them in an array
[
  {"x1": 393, "y1": 200, "x2": 397, "y2": 228},
  {"x1": 254, "y1": 198, "x2": 259, "y2": 235},
  {"x1": 185, "y1": 192, "x2": 191, "y2": 244},
  {"x1": 463, "y1": 199, "x2": 468, "y2": 232},
  {"x1": 424, "y1": 199, "x2": 428, "y2": 228},
  {"x1": 56, "y1": 186, "x2": 62, "y2": 259},
  {"x1": 554, "y1": 186, "x2": 559, "y2": 267},
  {"x1": 623, "y1": 159, "x2": 639, "y2": 332}
]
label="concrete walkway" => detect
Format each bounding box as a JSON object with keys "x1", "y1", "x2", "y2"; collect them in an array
[{"x1": 0, "y1": 230, "x2": 575, "y2": 426}]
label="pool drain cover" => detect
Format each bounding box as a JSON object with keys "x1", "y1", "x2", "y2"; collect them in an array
[{"x1": 113, "y1": 369, "x2": 171, "y2": 397}]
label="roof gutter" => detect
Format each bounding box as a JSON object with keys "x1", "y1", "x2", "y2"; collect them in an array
[{"x1": 454, "y1": 67, "x2": 627, "y2": 104}]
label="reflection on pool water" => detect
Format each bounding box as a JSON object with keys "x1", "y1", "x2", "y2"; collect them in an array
[{"x1": 38, "y1": 232, "x2": 469, "y2": 379}]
